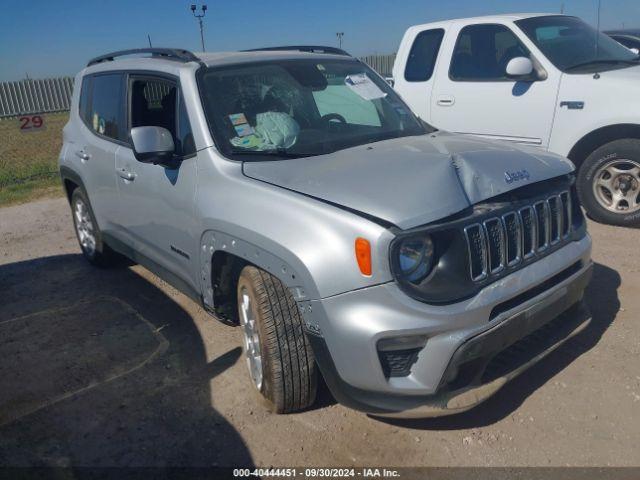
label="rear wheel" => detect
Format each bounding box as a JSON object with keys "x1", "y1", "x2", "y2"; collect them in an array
[
  {"x1": 236, "y1": 266, "x2": 317, "y2": 413},
  {"x1": 70, "y1": 188, "x2": 118, "y2": 267},
  {"x1": 577, "y1": 139, "x2": 640, "y2": 227}
]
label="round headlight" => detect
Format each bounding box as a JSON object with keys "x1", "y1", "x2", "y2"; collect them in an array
[{"x1": 397, "y1": 235, "x2": 435, "y2": 283}]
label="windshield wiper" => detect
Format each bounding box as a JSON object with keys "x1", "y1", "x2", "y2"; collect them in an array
[
  {"x1": 229, "y1": 148, "x2": 319, "y2": 159},
  {"x1": 566, "y1": 58, "x2": 640, "y2": 71}
]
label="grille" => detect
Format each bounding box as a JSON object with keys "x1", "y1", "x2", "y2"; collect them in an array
[{"x1": 464, "y1": 191, "x2": 573, "y2": 282}]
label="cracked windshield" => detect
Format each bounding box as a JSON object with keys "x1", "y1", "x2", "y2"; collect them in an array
[{"x1": 198, "y1": 59, "x2": 425, "y2": 158}]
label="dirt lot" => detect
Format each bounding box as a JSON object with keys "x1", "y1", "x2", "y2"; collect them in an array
[{"x1": 0, "y1": 197, "x2": 639, "y2": 468}]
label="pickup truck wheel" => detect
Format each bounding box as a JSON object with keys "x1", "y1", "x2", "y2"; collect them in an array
[
  {"x1": 70, "y1": 188, "x2": 117, "y2": 267},
  {"x1": 577, "y1": 139, "x2": 640, "y2": 227},
  {"x1": 236, "y1": 266, "x2": 317, "y2": 413}
]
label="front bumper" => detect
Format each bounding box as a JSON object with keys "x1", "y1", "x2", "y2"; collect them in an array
[{"x1": 305, "y1": 235, "x2": 592, "y2": 417}]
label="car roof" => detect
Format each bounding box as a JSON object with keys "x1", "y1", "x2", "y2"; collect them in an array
[{"x1": 406, "y1": 12, "x2": 560, "y2": 30}]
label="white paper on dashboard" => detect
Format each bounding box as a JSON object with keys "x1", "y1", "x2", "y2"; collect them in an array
[{"x1": 344, "y1": 73, "x2": 387, "y2": 101}]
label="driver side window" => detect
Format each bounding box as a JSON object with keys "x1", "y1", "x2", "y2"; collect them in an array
[
  {"x1": 129, "y1": 77, "x2": 195, "y2": 156},
  {"x1": 450, "y1": 24, "x2": 530, "y2": 81}
]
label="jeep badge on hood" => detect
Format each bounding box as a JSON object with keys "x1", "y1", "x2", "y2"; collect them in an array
[{"x1": 504, "y1": 169, "x2": 531, "y2": 184}]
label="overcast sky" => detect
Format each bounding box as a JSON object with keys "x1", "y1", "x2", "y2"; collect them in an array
[{"x1": 0, "y1": 0, "x2": 638, "y2": 81}]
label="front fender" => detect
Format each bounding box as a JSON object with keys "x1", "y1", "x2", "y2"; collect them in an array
[{"x1": 194, "y1": 153, "x2": 395, "y2": 309}]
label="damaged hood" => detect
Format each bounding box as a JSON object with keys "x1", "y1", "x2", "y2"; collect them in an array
[{"x1": 242, "y1": 132, "x2": 575, "y2": 229}]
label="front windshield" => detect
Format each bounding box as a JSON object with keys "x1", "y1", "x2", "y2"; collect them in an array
[
  {"x1": 198, "y1": 58, "x2": 427, "y2": 159},
  {"x1": 516, "y1": 15, "x2": 639, "y2": 72}
]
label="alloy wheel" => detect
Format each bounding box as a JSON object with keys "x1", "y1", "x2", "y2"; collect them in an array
[
  {"x1": 239, "y1": 287, "x2": 263, "y2": 390},
  {"x1": 592, "y1": 159, "x2": 640, "y2": 213},
  {"x1": 74, "y1": 198, "x2": 96, "y2": 256}
]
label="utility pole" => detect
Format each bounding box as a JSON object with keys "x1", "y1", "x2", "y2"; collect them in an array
[
  {"x1": 147, "y1": 34, "x2": 153, "y2": 48},
  {"x1": 336, "y1": 32, "x2": 344, "y2": 49},
  {"x1": 190, "y1": 4, "x2": 207, "y2": 51}
]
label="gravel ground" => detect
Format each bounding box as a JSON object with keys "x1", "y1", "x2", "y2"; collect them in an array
[{"x1": 0, "y1": 197, "x2": 638, "y2": 467}]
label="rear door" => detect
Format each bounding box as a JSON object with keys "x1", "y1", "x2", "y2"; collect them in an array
[
  {"x1": 74, "y1": 73, "x2": 127, "y2": 233},
  {"x1": 114, "y1": 74, "x2": 199, "y2": 289},
  {"x1": 430, "y1": 22, "x2": 560, "y2": 147}
]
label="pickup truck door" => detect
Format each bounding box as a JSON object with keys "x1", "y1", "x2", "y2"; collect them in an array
[
  {"x1": 430, "y1": 22, "x2": 561, "y2": 147},
  {"x1": 115, "y1": 75, "x2": 199, "y2": 290}
]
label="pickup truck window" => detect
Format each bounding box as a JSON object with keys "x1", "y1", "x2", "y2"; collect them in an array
[
  {"x1": 198, "y1": 59, "x2": 426, "y2": 160},
  {"x1": 404, "y1": 28, "x2": 445, "y2": 82},
  {"x1": 450, "y1": 24, "x2": 529, "y2": 81},
  {"x1": 516, "y1": 15, "x2": 638, "y2": 73}
]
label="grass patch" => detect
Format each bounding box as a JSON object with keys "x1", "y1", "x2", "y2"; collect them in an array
[
  {"x1": 0, "y1": 176, "x2": 63, "y2": 206},
  {"x1": 0, "y1": 112, "x2": 67, "y2": 206}
]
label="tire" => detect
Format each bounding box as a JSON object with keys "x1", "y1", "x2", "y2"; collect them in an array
[
  {"x1": 70, "y1": 188, "x2": 118, "y2": 267},
  {"x1": 236, "y1": 265, "x2": 317, "y2": 413},
  {"x1": 577, "y1": 139, "x2": 640, "y2": 227}
]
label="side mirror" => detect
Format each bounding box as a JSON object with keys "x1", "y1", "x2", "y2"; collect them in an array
[
  {"x1": 130, "y1": 126, "x2": 175, "y2": 164},
  {"x1": 506, "y1": 57, "x2": 535, "y2": 79}
]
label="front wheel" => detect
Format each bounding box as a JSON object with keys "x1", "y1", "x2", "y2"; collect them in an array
[
  {"x1": 236, "y1": 266, "x2": 317, "y2": 413},
  {"x1": 577, "y1": 139, "x2": 640, "y2": 227}
]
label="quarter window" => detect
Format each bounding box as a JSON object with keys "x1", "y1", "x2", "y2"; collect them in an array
[
  {"x1": 404, "y1": 28, "x2": 445, "y2": 82},
  {"x1": 450, "y1": 24, "x2": 530, "y2": 81},
  {"x1": 87, "y1": 74, "x2": 125, "y2": 141},
  {"x1": 78, "y1": 76, "x2": 92, "y2": 125}
]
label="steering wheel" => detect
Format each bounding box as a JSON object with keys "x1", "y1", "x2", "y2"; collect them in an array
[{"x1": 321, "y1": 113, "x2": 347, "y2": 125}]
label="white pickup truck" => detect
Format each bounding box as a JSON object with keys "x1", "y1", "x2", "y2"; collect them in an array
[{"x1": 393, "y1": 14, "x2": 640, "y2": 226}]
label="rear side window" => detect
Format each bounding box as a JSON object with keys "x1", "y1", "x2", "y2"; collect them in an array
[
  {"x1": 404, "y1": 29, "x2": 445, "y2": 81},
  {"x1": 450, "y1": 24, "x2": 530, "y2": 81},
  {"x1": 86, "y1": 74, "x2": 126, "y2": 141},
  {"x1": 78, "y1": 77, "x2": 91, "y2": 124}
]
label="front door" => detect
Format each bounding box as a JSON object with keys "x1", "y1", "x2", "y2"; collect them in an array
[
  {"x1": 115, "y1": 74, "x2": 199, "y2": 289},
  {"x1": 431, "y1": 23, "x2": 560, "y2": 147}
]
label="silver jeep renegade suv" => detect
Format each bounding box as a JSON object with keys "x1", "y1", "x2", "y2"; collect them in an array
[{"x1": 59, "y1": 47, "x2": 593, "y2": 417}]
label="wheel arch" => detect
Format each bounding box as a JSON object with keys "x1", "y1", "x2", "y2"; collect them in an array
[
  {"x1": 199, "y1": 229, "x2": 320, "y2": 332},
  {"x1": 59, "y1": 166, "x2": 85, "y2": 204},
  {"x1": 568, "y1": 124, "x2": 640, "y2": 169}
]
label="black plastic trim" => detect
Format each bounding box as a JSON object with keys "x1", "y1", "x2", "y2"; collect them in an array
[{"x1": 102, "y1": 232, "x2": 202, "y2": 305}]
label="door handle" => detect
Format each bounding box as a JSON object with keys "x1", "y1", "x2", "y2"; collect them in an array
[
  {"x1": 118, "y1": 169, "x2": 137, "y2": 181},
  {"x1": 75, "y1": 150, "x2": 91, "y2": 161},
  {"x1": 437, "y1": 95, "x2": 455, "y2": 106}
]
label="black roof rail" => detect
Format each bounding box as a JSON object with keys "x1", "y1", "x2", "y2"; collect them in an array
[
  {"x1": 87, "y1": 48, "x2": 201, "y2": 67},
  {"x1": 242, "y1": 45, "x2": 351, "y2": 56}
]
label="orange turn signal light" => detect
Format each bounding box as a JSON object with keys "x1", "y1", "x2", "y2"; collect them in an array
[{"x1": 355, "y1": 237, "x2": 372, "y2": 276}]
